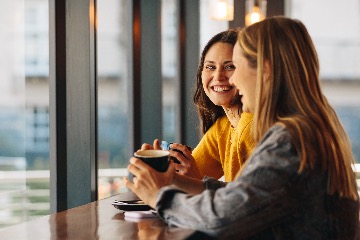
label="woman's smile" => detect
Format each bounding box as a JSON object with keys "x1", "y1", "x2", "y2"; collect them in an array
[
  {"x1": 211, "y1": 85, "x2": 234, "y2": 93},
  {"x1": 202, "y1": 42, "x2": 238, "y2": 107}
]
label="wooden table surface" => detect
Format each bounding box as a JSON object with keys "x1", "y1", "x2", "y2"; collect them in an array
[{"x1": 0, "y1": 190, "x2": 209, "y2": 240}]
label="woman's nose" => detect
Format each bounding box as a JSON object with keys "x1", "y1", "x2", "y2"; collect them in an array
[{"x1": 213, "y1": 68, "x2": 226, "y2": 81}]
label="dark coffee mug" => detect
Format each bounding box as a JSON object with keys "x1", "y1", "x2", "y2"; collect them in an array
[{"x1": 128, "y1": 150, "x2": 170, "y2": 182}]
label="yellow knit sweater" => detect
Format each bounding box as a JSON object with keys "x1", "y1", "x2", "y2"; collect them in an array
[{"x1": 192, "y1": 112, "x2": 255, "y2": 182}]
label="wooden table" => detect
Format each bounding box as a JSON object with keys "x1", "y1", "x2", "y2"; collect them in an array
[{"x1": 0, "y1": 191, "x2": 210, "y2": 239}]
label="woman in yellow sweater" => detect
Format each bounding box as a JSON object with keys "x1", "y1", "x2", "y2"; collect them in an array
[
  {"x1": 141, "y1": 29, "x2": 255, "y2": 181},
  {"x1": 143, "y1": 29, "x2": 255, "y2": 182},
  {"x1": 141, "y1": 29, "x2": 255, "y2": 182},
  {"x1": 173, "y1": 29, "x2": 255, "y2": 181}
]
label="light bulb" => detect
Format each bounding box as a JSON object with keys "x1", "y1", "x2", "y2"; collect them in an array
[
  {"x1": 209, "y1": 0, "x2": 234, "y2": 21},
  {"x1": 216, "y1": 2, "x2": 227, "y2": 19},
  {"x1": 245, "y1": 0, "x2": 267, "y2": 26},
  {"x1": 250, "y1": 7, "x2": 260, "y2": 24}
]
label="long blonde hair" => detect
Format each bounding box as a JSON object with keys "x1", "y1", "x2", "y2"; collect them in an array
[{"x1": 238, "y1": 16, "x2": 358, "y2": 200}]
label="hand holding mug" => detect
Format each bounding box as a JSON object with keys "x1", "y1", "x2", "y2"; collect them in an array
[
  {"x1": 128, "y1": 150, "x2": 170, "y2": 182},
  {"x1": 125, "y1": 153, "x2": 176, "y2": 208}
]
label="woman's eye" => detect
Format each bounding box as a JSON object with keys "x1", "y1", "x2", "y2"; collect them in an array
[
  {"x1": 205, "y1": 65, "x2": 215, "y2": 70},
  {"x1": 225, "y1": 64, "x2": 235, "y2": 70}
]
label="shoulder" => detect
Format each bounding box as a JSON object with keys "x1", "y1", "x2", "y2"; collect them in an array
[
  {"x1": 242, "y1": 125, "x2": 299, "y2": 177},
  {"x1": 194, "y1": 116, "x2": 230, "y2": 149},
  {"x1": 260, "y1": 124, "x2": 292, "y2": 145},
  {"x1": 237, "y1": 112, "x2": 254, "y2": 138},
  {"x1": 230, "y1": 125, "x2": 302, "y2": 199},
  {"x1": 256, "y1": 125, "x2": 295, "y2": 156},
  {"x1": 210, "y1": 116, "x2": 231, "y2": 134},
  {"x1": 216, "y1": 115, "x2": 231, "y2": 126},
  {"x1": 239, "y1": 112, "x2": 254, "y2": 125}
]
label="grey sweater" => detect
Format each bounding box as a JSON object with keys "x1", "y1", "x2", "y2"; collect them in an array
[{"x1": 156, "y1": 125, "x2": 360, "y2": 239}]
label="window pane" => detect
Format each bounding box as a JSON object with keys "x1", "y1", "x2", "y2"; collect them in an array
[
  {"x1": 97, "y1": 0, "x2": 131, "y2": 199},
  {"x1": 161, "y1": 0, "x2": 229, "y2": 143},
  {"x1": 0, "y1": 0, "x2": 50, "y2": 229},
  {"x1": 161, "y1": 0, "x2": 178, "y2": 142},
  {"x1": 287, "y1": 0, "x2": 360, "y2": 163}
]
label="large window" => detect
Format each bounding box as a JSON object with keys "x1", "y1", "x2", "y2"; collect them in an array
[
  {"x1": 0, "y1": 0, "x2": 50, "y2": 229},
  {"x1": 97, "y1": 0, "x2": 131, "y2": 199},
  {"x1": 287, "y1": 0, "x2": 360, "y2": 163},
  {"x1": 97, "y1": 0, "x2": 183, "y2": 199},
  {"x1": 161, "y1": 0, "x2": 179, "y2": 142},
  {"x1": 2, "y1": 1, "x2": 358, "y2": 230}
]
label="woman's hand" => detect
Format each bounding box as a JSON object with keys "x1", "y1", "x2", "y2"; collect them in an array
[
  {"x1": 140, "y1": 139, "x2": 162, "y2": 150},
  {"x1": 169, "y1": 143, "x2": 203, "y2": 180},
  {"x1": 124, "y1": 157, "x2": 176, "y2": 209}
]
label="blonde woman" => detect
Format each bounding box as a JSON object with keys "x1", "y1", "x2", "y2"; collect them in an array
[{"x1": 127, "y1": 17, "x2": 359, "y2": 239}]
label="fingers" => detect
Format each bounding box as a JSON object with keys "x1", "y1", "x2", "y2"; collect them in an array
[
  {"x1": 140, "y1": 143, "x2": 154, "y2": 150},
  {"x1": 123, "y1": 176, "x2": 134, "y2": 190},
  {"x1": 166, "y1": 160, "x2": 176, "y2": 174},
  {"x1": 162, "y1": 161, "x2": 176, "y2": 185},
  {"x1": 126, "y1": 158, "x2": 175, "y2": 204},
  {"x1": 169, "y1": 149, "x2": 191, "y2": 166},
  {"x1": 127, "y1": 159, "x2": 140, "y2": 179},
  {"x1": 170, "y1": 152, "x2": 192, "y2": 175},
  {"x1": 127, "y1": 157, "x2": 152, "y2": 179},
  {"x1": 170, "y1": 143, "x2": 192, "y2": 154},
  {"x1": 173, "y1": 155, "x2": 190, "y2": 168},
  {"x1": 153, "y1": 139, "x2": 162, "y2": 150},
  {"x1": 140, "y1": 139, "x2": 162, "y2": 150},
  {"x1": 124, "y1": 174, "x2": 150, "y2": 206},
  {"x1": 124, "y1": 170, "x2": 142, "y2": 189},
  {"x1": 169, "y1": 152, "x2": 186, "y2": 167},
  {"x1": 174, "y1": 163, "x2": 190, "y2": 174}
]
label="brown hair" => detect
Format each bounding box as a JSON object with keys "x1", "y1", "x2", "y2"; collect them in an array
[
  {"x1": 238, "y1": 16, "x2": 357, "y2": 199},
  {"x1": 193, "y1": 28, "x2": 241, "y2": 136}
]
